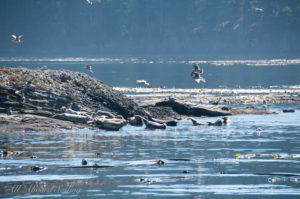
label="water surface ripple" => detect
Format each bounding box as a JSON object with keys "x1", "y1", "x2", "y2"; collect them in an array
[{"x1": 0, "y1": 104, "x2": 300, "y2": 198}]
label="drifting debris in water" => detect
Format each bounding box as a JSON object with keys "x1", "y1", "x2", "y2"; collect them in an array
[
  {"x1": 27, "y1": 155, "x2": 37, "y2": 159},
  {"x1": 92, "y1": 152, "x2": 101, "y2": 157},
  {"x1": 62, "y1": 154, "x2": 76, "y2": 158},
  {"x1": 139, "y1": 178, "x2": 153, "y2": 183},
  {"x1": 235, "y1": 153, "x2": 300, "y2": 159},
  {"x1": 29, "y1": 166, "x2": 46, "y2": 172},
  {"x1": 268, "y1": 177, "x2": 300, "y2": 183},
  {"x1": 136, "y1": 175, "x2": 193, "y2": 184},
  {"x1": 0, "y1": 151, "x2": 23, "y2": 157},
  {"x1": 156, "y1": 160, "x2": 165, "y2": 166}
]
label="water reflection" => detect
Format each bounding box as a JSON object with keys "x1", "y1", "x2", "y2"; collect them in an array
[{"x1": 0, "y1": 103, "x2": 300, "y2": 198}]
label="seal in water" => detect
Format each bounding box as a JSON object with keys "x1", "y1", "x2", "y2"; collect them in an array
[
  {"x1": 30, "y1": 166, "x2": 46, "y2": 172},
  {"x1": 222, "y1": 116, "x2": 231, "y2": 125},
  {"x1": 189, "y1": 117, "x2": 206, "y2": 126},
  {"x1": 82, "y1": 158, "x2": 88, "y2": 165},
  {"x1": 207, "y1": 118, "x2": 223, "y2": 126}
]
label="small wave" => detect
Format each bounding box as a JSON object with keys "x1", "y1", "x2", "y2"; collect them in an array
[
  {"x1": 122, "y1": 184, "x2": 300, "y2": 195},
  {"x1": 0, "y1": 175, "x2": 96, "y2": 182},
  {"x1": 188, "y1": 59, "x2": 300, "y2": 66}
]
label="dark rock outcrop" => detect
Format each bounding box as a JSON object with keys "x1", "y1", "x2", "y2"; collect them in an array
[
  {"x1": 150, "y1": 99, "x2": 276, "y2": 118},
  {"x1": 0, "y1": 67, "x2": 278, "y2": 132},
  {"x1": 0, "y1": 67, "x2": 144, "y2": 119}
]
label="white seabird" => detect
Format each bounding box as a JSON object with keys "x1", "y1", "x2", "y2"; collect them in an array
[
  {"x1": 193, "y1": 63, "x2": 204, "y2": 74},
  {"x1": 86, "y1": 0, "x2": 93, "y2": 5},
  {"x1": 191, "y1": 71, "x2": 206, "y2": 83},
  {"x1": 11, "y1": 34, "x2": 23, "y2": 43},
  {"x1": 85, "y1": 64, "x2": 94, "y2": 73},
  {"x1": 136, "y1": 80, "x2": 150, "y2": 87},
  {"x1": 254, "y1": 7, "x2": 264, "y2": 13}
]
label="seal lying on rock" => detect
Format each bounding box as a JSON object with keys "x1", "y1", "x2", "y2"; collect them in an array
[
  {"x1": 136, "y1": 115, "x2": 167, "y2": 130},
  {"x1": 145, "y1": 111, "x2": 177, "y2": 126},
  {"x1": 55, "y1": 107, "x2": 92, "y2": 124},
  {"x1": 94, "y1": 116, "x2": 127, "y2": 131},
  {"x1": 128, "y1": 115, "x2": 144, "y2": 126},
  {"x1": 54, "y1": 113, "x2": 91, "y2": 124}
]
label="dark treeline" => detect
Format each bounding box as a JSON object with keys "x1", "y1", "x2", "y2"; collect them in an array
[{"x1": 0, "y1": 0, "x2": 300, "y2": 57}]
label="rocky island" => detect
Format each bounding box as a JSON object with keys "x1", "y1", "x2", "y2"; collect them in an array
[{"x1": 0, "y1": 67, "x2": 281, "y2": 132}]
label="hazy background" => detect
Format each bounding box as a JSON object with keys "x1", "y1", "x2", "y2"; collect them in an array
[{"x1": 1, "y1": 0, "x2": 300, "y2": 58}]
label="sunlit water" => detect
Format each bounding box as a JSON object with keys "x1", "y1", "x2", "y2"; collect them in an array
[
  {"x1": 1, "y1": 57, "x2": 300, "y2": 88},
  {"x1": 0, "y1": 103, "x2": 299, "y2": 198},
  {"x1": 0, "y1": 58, "x2": 300, "y2": 198}
]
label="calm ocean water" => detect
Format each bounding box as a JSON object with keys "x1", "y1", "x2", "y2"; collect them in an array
[
  {"x1": 1, "y1": 57, "x2": 300, "y2": 88},
  {"x1": 0, "y1": 57, "x2": 300, "y2": 198}
]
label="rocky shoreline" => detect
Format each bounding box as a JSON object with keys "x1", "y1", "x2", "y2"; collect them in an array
[{"x1": 1, "y1": 67, "x2": 294, "y2": 132}]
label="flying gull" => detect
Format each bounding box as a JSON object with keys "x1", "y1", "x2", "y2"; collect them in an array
[
  {"x1": 136, "y1": 80, "x2": 150, "y2": 87},
  {"x1": 86, "y1": 0, "x2": 93, "y2": 5},
  {"x1": 254, "y1": 7, "x2": 264, "y2": 13},
  {"x1": 193, "y1": 63, "x2": 204, "y2": 73},
  {"x1": 11, "y1": 34, "x2": 23, "y2": 43},
  {"x1": 191, "y1": 71, "x2": 206, "y2": 83},
  {"x1": 191, "y1": 63, "x2": 205, "y2": 83},
  {"x1": 85, "y1": 64, "x2": 94, "y2": 73}
]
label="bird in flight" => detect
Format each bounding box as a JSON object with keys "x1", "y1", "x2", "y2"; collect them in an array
[
  {"x1": 85, "y1": 64, "x2": 94, "y2": 73},
  {"x1": 191, "y1": 63, "x2": 205, "y2": 83},
  {"x1": 253, "y1": 7, "x2": 264, "y2": 13},
  {"x1": 86, "y1": 0, "x2": 93, "y2": 5},
  {"x1": 11, "y1": 34, "x2": 23, "y2": 43},
  {"x1": 191, "y1": 71, "x2": 206, "y2": 83},
  {"x1": 193, "y1": 63, "x2": 204, "y2": 74},
  {"x1": 136, "y1": 80, "x2": 150, "y2": 87}
]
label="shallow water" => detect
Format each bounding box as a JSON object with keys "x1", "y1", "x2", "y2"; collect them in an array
[
  {"x1": 0, "y1": 103, "x2": 300, "y2": 198},
  {"x1": 1, "y1": 58, "x2": 300, "y2": 198}
]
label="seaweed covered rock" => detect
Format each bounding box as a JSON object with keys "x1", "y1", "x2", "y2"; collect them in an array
[
  {"x1": 149, "y1": 99, "x2": 276, "y2": 117},
  {"x1": 0, "y1": 67, "x2": 144, "y2": 119}
]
